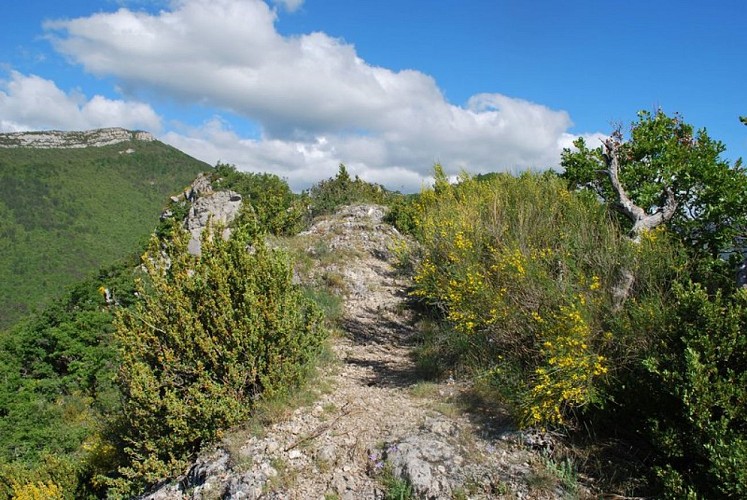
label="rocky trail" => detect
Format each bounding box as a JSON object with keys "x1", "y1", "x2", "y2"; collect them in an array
[{"x1": 144, "y1": 205, "x2": 584, "y2": 499}]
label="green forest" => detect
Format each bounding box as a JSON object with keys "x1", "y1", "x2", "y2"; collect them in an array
[
  {"x1": 1, "y1": 110, "x2": 746, "y2": 498},
  {"x1": 0, "y1": 141, "x2": 209, "y2": 330}
]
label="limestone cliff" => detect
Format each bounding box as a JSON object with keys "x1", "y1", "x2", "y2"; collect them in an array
[{"x1": 0, "y1": 127, "x2": 155, "y2": 148}]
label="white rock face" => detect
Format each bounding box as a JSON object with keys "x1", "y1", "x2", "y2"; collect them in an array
[
  {"x1": 184, "y1": 190, "x2": 243, "y2": 256},
  {"x1": 0, "y1": 127, "x2": 155, "y2": 148},
  {"x1": 160, "y1": 173, "x2": 244, "y2": 256}
]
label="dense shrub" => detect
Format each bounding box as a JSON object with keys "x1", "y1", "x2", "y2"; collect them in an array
[
  {"x1": 407, "y1": 164, "x2": 747, "y2": 495},
  {"x1": 383, "y1": 194, "x2": 420, "y2": 235},
  {"x1": 409, "y1": 170, "x2": 633, "y2": 426},
  {"x1": 612, "y1": 282, "x2": 747, "y2": 497},
  {"x1": 211, "y1": 163, "x2": 309, "y2": 235},
  {"x1": 0, "y1": 454, "x2": 76, "y2": 500},
  {"x1": 109, "y1": 222, "x2": 325, "y2": 494},
  {"x1": 307, "y1": 164, "x2": 391, "y2": 216}
]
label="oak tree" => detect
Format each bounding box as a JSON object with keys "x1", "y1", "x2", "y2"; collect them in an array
[{"x1": 562, "y1": 110, "x2": 747, "y2": 258}]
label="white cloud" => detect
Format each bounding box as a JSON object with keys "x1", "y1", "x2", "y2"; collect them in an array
[
  {"x1": 272, "y1": 0, "x2": 303, "y2": 12},
  {"x1": 557, "y1": 131, "x2": 609, "y2": 152},
  {"x1": 38, "y1": 0, "x2": 602, "y2": 191},
  {"x1": 0, "y1": 71, "x2": 162, "y2": 133}
]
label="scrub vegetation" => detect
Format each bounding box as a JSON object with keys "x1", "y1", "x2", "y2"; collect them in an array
[
  {"x1": 0, "y1": 161, "x2": 404, "y2": 498},
  {"x1": 400, "y1": 111, "x2": 747, "y2": 497},
  {"x1": 1, "y1": 110, "x2": 746, "y2": 497}
]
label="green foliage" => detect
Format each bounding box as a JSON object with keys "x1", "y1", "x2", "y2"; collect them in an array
[
  {"x1": 409, "y1": 170, "x2": 632, "y2": 426},
  {"x1": 613, "y1": 282, "x2": 747, "y2": 498},
  {"x1": 406, "y1": 163, "x2": 747, "y2": 494},
  {"x1": 308, "y1": 164, "x2": 391, "y2": 216},
  {"x1": 0, "y1": 257, "x2": 138, "y2": 499},
  {"x1": 110, "y1": 223, "x2": 326, "y2": 493},
  {"x1": 559, "y1": 111, "x2": 747, "y2": 495},
  {"x1": 211, "y1": 163, "x2": 309, "y2": 235},
  {"x1": 0, "y1": 453, "x2": 79, "y2": 500},
  {"x1": 561, "y1": 110, "x2": 747, "y2": 257},
  {"x1": 383, "y1": 194, "x2": 420, "y2": 235},
  {"x1": 0, "y1": 141, "x2": 208, "y2": 330},
  {"x1": 0, "y1": 265, "x2": 131, "y2": 459},
  {"x1": 395, "y1": 114, "x2": 747, "y2": 495}
]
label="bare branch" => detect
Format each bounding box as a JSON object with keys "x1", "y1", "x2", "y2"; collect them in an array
[
  {"x1": 603, "y1": 138, "x2": 677, "y2": 240},
  {"x1": 603, "y1": 138, "x2": 647, "y2": 222}
]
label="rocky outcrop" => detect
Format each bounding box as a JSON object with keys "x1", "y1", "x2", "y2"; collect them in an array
[
  {"x1": 163, "y1": 173, "x2": 243, "y2": 256},
  {"x1": 185, "y1": 190, "x2": 243, "y2": 255},
  {"x1": 0, "y1": 127, "x2": 155, "y2": 148}
]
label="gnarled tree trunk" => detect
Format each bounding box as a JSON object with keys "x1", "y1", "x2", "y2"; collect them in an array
[{"x1": 602, "y1": 138, "x2": 678, "y2": 309}]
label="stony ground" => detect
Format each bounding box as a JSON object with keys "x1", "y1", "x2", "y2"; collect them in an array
[{"x1": 143, "y1": 205, "x2": 587, "y2": 500}]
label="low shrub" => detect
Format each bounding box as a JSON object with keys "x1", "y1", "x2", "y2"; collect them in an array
[
  {"x1": 211, "y1": 163, "x2": 309, "y2": 235},
  {"x1": 109, "y1": 222, "x2": 326, "y2": 494},
  {"x1": 613, "y1": 282, "x2": 747, "y2": 497},
  {"x1": 307, "y1": 164, "x2": 392, "y2": 217}
]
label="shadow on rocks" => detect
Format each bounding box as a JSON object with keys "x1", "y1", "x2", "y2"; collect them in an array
[
  {"x1": 344, "y1": 355, "x2": 422, "y2": 388},
  {"x1": 341, "y1": 309, "x2": 417, "y2": 347}
]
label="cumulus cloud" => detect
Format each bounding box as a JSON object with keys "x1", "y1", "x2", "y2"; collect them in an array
[
  {"x1": 39, "y1": 0, "x2": 600, "y2": 190},
  {"x1": 0, "y1": 71, "x2": 162, "y2": 133},
  {"x1": 272, "y1": 0, "x2": 303, "y2": 12},
  {"x1": 162, "y1": 118, "x2": 433, "y2": 192}
]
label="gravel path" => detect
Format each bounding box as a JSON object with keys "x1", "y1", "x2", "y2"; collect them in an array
[{"x1": 143, "y1": 205, "x2": 578, "y2": 500}]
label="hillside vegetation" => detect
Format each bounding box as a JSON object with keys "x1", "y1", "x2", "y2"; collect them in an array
[
  {"x1": 1, "y1": 111, "x2": 745, "y2": 498},
  {"x1": 0, "y1": 164, "x2": 391, "y2": 498},
  {"x1": 399, "y1": 111, "x2": 747, "y2": 497},
  {"x1": 0, "y1": 140, "x2": 209, "y2": 329}
]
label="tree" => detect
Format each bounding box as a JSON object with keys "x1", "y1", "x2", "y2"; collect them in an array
[
  {"x1": 562, "y1": 110, "x2": 747, "y2": 258},
  {"x1": 307, "y1": 164, "x2": 388, "y2": 216}
]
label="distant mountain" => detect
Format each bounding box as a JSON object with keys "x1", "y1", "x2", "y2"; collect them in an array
[{"x1": 0, "y1": 128, "x2": 210, "y2": 330}]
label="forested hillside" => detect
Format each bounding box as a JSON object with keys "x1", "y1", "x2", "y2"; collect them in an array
[{"x1": 0, "y1": 138, "x2": 209, "y2": 329}]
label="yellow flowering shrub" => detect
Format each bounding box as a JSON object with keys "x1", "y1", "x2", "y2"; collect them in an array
[
  {"x1": 524, "y1": 298, "x2": 607, "y2": 427},
  {"x1": 409, "y1": 170, "x2": 631, "y2": 428},
  {"x1": 11, "y1": 481, "x2": 63, "y2": 500}
]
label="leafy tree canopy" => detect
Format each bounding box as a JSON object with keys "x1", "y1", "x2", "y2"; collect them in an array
[
  {"x1": 562, "y1": 110, "x2": 747, "y2": 257},
  {"x1": 307, "y1": 164, "x2": 391, "y2": 216}
]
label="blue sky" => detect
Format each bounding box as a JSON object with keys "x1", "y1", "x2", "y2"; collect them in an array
[{"x1": 1, "y1": 0, "x2": 745, "y2": 192}]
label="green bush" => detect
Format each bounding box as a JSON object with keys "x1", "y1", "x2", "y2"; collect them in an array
[
  {"x1": 110, "y1": 222, "x2": 325, "y2": 494},
  {"x1": 211, "y1": 163, "x2": 309, "y2": 235},
  {"x1": 307, "y1": 164, "x2": 391, "y2": 216},
  {"x1": 383, "y1": 194, "x2": 420, "y2": 235},
  {"x1": 0, "y1": 454, "x2": 79, "y2": 500},
  {"x1": 614, "y1": 282, "x2": 747, "y2": 498}
]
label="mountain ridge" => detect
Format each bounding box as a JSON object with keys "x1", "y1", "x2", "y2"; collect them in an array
[{"x1": 0, "y1": 127, "x2": 156, "y2": 149}]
